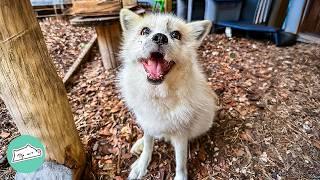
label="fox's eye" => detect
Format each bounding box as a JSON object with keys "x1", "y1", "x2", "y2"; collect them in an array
[
  {"x1": 141, "y1": 27, "x2": 151, "y2": 35},
  {"x1": 170, "y1": 31, "x2": 181, "y2": 40}
]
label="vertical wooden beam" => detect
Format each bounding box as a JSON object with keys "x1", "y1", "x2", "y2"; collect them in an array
[
  {"x1": 165, "y1": 0, "x2": 173, "y2": 13},
  {"x1": 0, "y1": 0, "x2": 85, "y2": 179},
  {"x1": 95, "y1": 21, "x2": 121, "y2": 70}
]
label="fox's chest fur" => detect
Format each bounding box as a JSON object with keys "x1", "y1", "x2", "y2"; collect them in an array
[{"x1": 119, "y1": 64, "x2": 217, "y2": 138}]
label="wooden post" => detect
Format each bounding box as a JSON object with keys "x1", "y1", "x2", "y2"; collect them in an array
[
  {"x1": 165, "y1": 0, "x2": 172, "y2": 13},
  {"x1": 95, "y1": 21, "x2": 121, "y2": 70},
  {"x1": 0, "y1": 0, "x2": 85, "y2": 179}
]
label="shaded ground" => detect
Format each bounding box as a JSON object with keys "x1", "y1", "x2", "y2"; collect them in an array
[{"x1": 0, "y1": 19, "x2": 319, "y2": 180}]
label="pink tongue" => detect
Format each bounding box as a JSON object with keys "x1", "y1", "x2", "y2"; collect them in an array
[{"x1": 145, "y1": 60, "x2": 164, "y2": 78}]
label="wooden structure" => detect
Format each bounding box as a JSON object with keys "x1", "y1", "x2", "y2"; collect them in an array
[
  {"x1": 123, "y1": 0, "x2": 137, "y2": 7},
  {"x1": 71, "y1": 16, "x2": 121, "y2": 70},
  {"x1": 31, "y1": 0, "x2": 72, "y2": 18},
  {"x1": 296, "y1": 0, "x2": 320, "y2": 44},
  {"x1": 33, "y1": 4, "x2": 71, "y2": 18},
  {"x1": 299, "y1": 0, "x2": 320, "y2": 33},
  {"x1": 165, "y1": 0, "x2": 172, "y2": 13},
  {"x1": 0, "y1": 0, "x2": 85, "y2": 179},
  {"x1": 69, "y1": 0, "x2": 141, "y2": 70},
  {"x1": 70, "y1": 7, "x2": 144, "y2": 70},
  {"x1": 96, "y1": 22, "x2": 121, "y2": 69},
  {"x1": 69, "y1": 0, "x2": 137, "y2": 16},
  {"x1": 69, "y1": 0, "x2": 122, "y2": 16}
]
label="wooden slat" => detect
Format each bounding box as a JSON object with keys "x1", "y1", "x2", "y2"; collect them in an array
[
  {"x1": 122, "y1": 0, "x2": 137, "y2": 7},
  {"x1": 109, "y1": 22, "x2": 121, "y2": 59},
  {"x1": 70, "y1": 0, "x2": 121, "y2": 16},
  {"x1": 299, "y1": 0, "x2": 320, "y2": 33},
  {"x1": 70, "y1": 16, "x2": 119, "y2": 26},
  {"x1": 95, "y1": 23, "x2": 120, "y2": 69},
  {"x1": 63, "y1": 35, "x2": 97, "y2": 84},
  {"x1": 297, "y1": 33, "x2": 320, "y2": 44},
  {"x1": 69, "y1": 7, "x2": 145, "y2": 26}
]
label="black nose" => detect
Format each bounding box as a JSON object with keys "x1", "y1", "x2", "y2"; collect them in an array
[{"x1": 152, "y1": 33, "x2": 168, "y2": 45}]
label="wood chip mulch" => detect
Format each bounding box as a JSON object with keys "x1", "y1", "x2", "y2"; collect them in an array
[{"x1": 1, "y1": 18, "x2": 319, "y2": 180}]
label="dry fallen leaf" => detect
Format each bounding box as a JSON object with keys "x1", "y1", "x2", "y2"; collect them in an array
[
  {"x1": 0, "y1": 132, "x2": 10, "y2": 139},
  {"x1": 240, "y1": 129, "x2": 254, "y2": 142},
  {"x1": 110, "y1": 106, "x2": 121, "y2": 113},
  {"x1": 198, "y1": 146, "x2": 206, "y2": 161},
  {"x1": 115, "y1": 176, "x2": 124, "y2": 180},
  {"x1": 234, "y1": 148, "x2": 245, "y2": 157},
  {"x1": 99, "y1": 126, "x2": 112, "y2": 136},
  {"x1": 312, "y1": 140, "x2": 320, "y2": 150}
]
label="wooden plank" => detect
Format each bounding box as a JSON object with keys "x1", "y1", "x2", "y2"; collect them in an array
[
  {"x1": 122, "y1": 0, "x2": 137, "y2": 7},
  {"x1": 70, "y1": 16, "x2": 119, "y2": 26},
  {"x1": 33, "y1": 5, "x2": 66, "y2": 11},
  {"x1": 109, "y1": 21, "x2": 121, "y2": 59},
  {"x1": 95, "y1": 22, "x2": 120, "y2": 70},
  {"x1": 297, "y1": 33, "x2": 320, "y2": 44},
  {"x1": 37, "y1": 14, "x2": 63, "y2": 18},
  {"x1": 69, "y1": 7, "x2": 145, "y2": 26},
  {"x1": 63, "y1": 35, "x2": 97, "y2": 84},
  {"x1": 96, "y1": 25, "x2": 113, "y2": 69},
  {"x1": 299, "y1": 0, "x2": 320, "y2": 33},
  {"x1": 70, "y1": 10, "x2": 120, "y2": 17},
  {"x1": 34, "y1": 7, "x2": 56, "y2": 11},
  {"x1": 165, "y1": 0, "x2": 172, "y2": 13},
  {"x1": 70, "y1": 0, "x2": 121, "y2": 16},
  {"x1": 104, "y1": 25, "x2": 118, "y2": 68},
  {"x1": 72, "y1": 0, "x2": 118, "y2": 8}
]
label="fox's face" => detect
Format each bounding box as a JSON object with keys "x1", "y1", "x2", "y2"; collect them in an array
[{"x1": 120, "y1": 9, "x2": 211, "y2": 85}]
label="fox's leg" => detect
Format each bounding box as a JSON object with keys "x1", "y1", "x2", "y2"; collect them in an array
[
  {"x1": 128, "y1": 135, "x2": 154, "y2": 179},
  {"x1": 171, "y1": 136, "x2": 188, "y2": 180}
]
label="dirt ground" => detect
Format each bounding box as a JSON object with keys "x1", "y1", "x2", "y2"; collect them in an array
[{"x1": 0, "y1": 18, "x2": 319, "y2": 180}]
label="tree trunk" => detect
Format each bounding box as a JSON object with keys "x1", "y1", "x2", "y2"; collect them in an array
[{"x1": 0, "y1": 1, "x2": 85, "y2": 179}]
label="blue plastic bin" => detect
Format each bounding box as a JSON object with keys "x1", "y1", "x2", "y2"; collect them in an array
[{"x1": 204, "y1": 0, "x2": 243, "y2": 23}]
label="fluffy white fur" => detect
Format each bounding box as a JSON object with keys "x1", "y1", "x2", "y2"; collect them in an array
[{"x1": 118, "y1": 9, "x2": 218, "y2": 180}]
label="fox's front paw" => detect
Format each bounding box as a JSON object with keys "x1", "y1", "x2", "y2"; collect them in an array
[
  {"x1": 174, "y1": 171, "x2": 188, "y2": 180},
  {"x1": 130, "y1": 138, "x2": 144, "y2": 155},
  {"x1": 128, "y1": 157, "x2": 149, "y2": 179}
]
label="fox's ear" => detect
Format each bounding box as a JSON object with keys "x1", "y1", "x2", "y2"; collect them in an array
[
  {"x1": 188, "y1": 20, "x2": 212, "y2": 42},
  {"x1": 120, "y1": 9, "x2": 142, "y2": 31}
]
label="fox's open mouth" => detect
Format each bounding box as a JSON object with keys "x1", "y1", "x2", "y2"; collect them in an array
[{"x1": 141, "y1": 52, "x2": 175, "y2": 85}]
